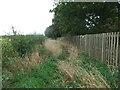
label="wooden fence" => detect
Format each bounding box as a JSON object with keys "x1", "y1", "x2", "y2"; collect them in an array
[{"x1": 58, "y1": 32, "x2": 120, "y2": 66}]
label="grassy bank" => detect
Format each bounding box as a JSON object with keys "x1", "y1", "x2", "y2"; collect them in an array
[{"x1": 2, "y1": 39, "x2": 119, "y2": 88}]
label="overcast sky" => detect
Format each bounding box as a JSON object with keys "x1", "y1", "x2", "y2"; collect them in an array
[{"x1": 0, "y1": 0, "x2": 54, "y2": 35}]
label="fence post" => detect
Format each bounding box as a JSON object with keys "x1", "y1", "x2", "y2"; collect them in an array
[
  {"x1": 58, "y1": 32, "x2": 119, "y2": 66},
  {"x1": 85, "y1": 35, "x2": 87, "y2": 53},
  {"x1": 105, "y1": 33, "x2": 108, "y2": 64},
  {"x1": 116, "y1": 32, "x2": 119, "y2": 66},
  {"x1": 110, "y1": 32, "x2": 113, "y2": 65},
  {"x1": 107, "y1": 33, "x2": 111, "y2": 65},
  {"x1": 101, "y1": 33, "x2": 104, "y2": 62},
  {"x1": 113, "y1": 32, "x2": 116, "y2": 66}
]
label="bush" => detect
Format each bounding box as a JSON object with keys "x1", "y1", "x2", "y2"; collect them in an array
[
  {"x1": 2, "y1": 35, "x2": 46, "y2": 88},
  {"x1": 2, "y1": 39, "x2": 17, "y2": 67},
  {"x1": 10, "y1": 35, "x2": 46, "y2": 57},
  {"x1": 11, "y1": 35, "x2": 31, "y2": 57}
]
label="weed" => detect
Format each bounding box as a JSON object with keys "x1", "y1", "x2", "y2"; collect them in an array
[
  {"x1": 79, "y1": 55, "x2": 119, "y2": 88},
  {"x1": 7, "y1": 58, "x2": 65, "y2": 88},
  {"x1": 2, "y1": 38, "x2": 119, "y2": 88},
  {"x1": 58, "y1": 46, "x2": 69, "y2": 60}
]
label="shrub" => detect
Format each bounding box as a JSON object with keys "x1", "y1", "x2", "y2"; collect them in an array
[
  {"x1": 2, "y1": 35, "x2": 46, "y2": 88},
  {"x1": 10, "y1": 35, "x2": 46, "y2": 57},
  {"x1": 2, "y1": 38, "x2": 17, "y2": 67}
]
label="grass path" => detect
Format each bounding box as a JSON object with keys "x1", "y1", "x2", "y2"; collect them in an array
[
  {"x1": 3, "y1": 39, "x2": 119, "y2": 88},
  {"x1": 42, "y1": 39, "x2": 118, "y2": 88}
]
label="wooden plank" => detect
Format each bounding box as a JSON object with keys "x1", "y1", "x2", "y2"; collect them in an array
[
  {"x1": 95, "y1": 34, "x2": 97, "y2": 59},
  {"x1": 113, "y1": 32, "x2": 116, "y2": 65},
  {"x1": 96, "y1": 34, "x2": 98, "y2": 59},
  {"x1": 79, "y1": 36, "x2": 81, "y2": 50},
  {"x1": 77, "y1": 36, "x2": 80, "y2": 50},
  {"x1": 116, "y1": 32, "x2": 119, "y2": 66},
  {"x1": 108, "y1": 33, "x2": 111, "y2": 65},
  {"x1": 85, "y1": 35, "x2": 86, "y2": 54},
  {"x1": 92, "y1": 34, "x2": 94, "y2": 57},
  {"x1": 88, "y1": 35, "x2": 90, "y2": 56},
  {"x1": 86, "y1": 35, "x2": 88, "y2": 55},
  {"x1": 59, "y1": 32, "x2": 119, "y2": 66},
  {"x1": 98, "y1": 34, "x2": 100, "y2": 60},
  {"x1": 92, "y1": 34, "x2": 95, "y2": 57},
  {"x1": 110, "y1": 32, "x2": 114, "y2": 65},
  {"x1": 92, "y1": 35, "x2": 94, "y2": 57},
  {"x1": 101, "y1": 33, "x2": 105, "y2": 62},
  {"x1": 100, "y1": 34, "x2": 102, "y2": 61},
  {"x1": 89, "y1": 35, "x2": 91, "y2": 57},
  {"x1": 106, "y1": 33, "x2": 109, "y2": 64}
]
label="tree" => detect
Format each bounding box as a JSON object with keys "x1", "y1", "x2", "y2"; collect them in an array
[
  {"x1": 45, "y1": 25, "x2": 62, "y2": 38},
  {"x1": 49, "y1": 2, "x2": 119, "y2": 38}
]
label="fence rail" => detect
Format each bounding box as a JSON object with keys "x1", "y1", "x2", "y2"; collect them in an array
[{"x1": 58, "y1": 32, "x2": 120, "y2": 66}]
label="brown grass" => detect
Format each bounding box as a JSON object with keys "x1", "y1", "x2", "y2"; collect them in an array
[
  {"x1": 61, "y1": 41, "x2": 79, "y2": 61},
  {"x1": 73, "y1": 60, "x2": 110, "y2": 88},
  {"x1": 58, "y1": 61, "x2": 74, "y2": 83},
  {"x1": 14, "y1": 50, "x2": 42, "y2": 73},
  {"x1": 68, "y1": 46, "x2": 79, "y2": 61},
  {"x1": 44, "y1": 39, "x2": 62, "y2": 57},
  {"x1": 58, "y1": 41, "x2": 110, "y2": 88}
]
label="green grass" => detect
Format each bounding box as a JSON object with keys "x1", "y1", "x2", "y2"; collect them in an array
[
  {"x1": 58, "y1": 46, "x2": 69, "y2": 60},
  {"x1": 78, "y1": 54, "x2": 119, "y2": 88},
  {"x1": 4, "y1": 53, "x2": 119, "y2": 88},
  {"x1": 4, "y1": 56, "x2": 65, "y2": 88},
  {"x1": 2, "y1": 39, "x2": 119, "y2": 88}
]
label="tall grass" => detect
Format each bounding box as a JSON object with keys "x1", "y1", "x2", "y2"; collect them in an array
[
  {"x1": 44, "y1": 39, "x2": 62, "y2": 57},
  {"x1": 2, "y1": 34, "x2": 46, "y2": 87},
  {"x1": 2, "y1": 38, "x2": 119, "y2": 88}
]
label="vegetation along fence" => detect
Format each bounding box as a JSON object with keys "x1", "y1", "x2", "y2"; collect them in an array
[{"x1": 58, "y1": 32, "x2": 120, "y2": 66}]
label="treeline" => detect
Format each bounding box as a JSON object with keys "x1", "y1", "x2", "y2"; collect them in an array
[{"x1": 45, "y1": 2, "x2": 120, "y2": 38}]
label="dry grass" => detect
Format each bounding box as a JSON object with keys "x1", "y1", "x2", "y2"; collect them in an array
[
  {"x1": 44, "y1": 39, "x2": 62, "y2": 57},
  {"x1": 61, "y1": 41, "x2": 79, "y2": 61},
  {"x1": 14, "y1": 51, "x2": 42, "y2": 73},
  {"x1": 58, "y1": 41, "x2": 110, "y2": 88},
  {"x1": 68, "y1": 46, "x2": 79, "y2": 61},
  {"x1": 73, "y1": 62, "x2": 110, "y2": 88},
  {"x1": 58, "y1": 61, "x2": 75, "y2": 83}
]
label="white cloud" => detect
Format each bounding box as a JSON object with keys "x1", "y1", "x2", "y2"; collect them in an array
[{"x1": 0, "y1": 0, "x2": 54, "y2": 35}]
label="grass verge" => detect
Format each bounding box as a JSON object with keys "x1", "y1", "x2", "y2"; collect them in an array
[{"x1": 78, "y1": 54, "x2": 119, "y2": 88}]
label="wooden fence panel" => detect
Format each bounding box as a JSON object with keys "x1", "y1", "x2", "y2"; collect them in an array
[{"x1": 58, "y1": 32, "x2": 120, "y2": 66}]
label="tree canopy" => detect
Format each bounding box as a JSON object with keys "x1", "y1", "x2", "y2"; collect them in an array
[{"x1": 45, "y1": 2, "x2": 119, "y2": 38}]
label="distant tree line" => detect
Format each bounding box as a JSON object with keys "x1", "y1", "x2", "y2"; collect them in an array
[{"x1": 45, "y1": 2, "x2": 120, "y2": 38}]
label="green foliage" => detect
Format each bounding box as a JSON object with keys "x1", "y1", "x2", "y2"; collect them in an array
[
  {"x1": 2, "y1": 39, "x2": 15, "y2": 57},
  {"x1": 11, "y1": 35, "x2": 46, "y2": 57},
  {"x1": 2, "y1": 39, "x2": 17, "y2": 67},
  {"x1": 5, "y1": 57, "x2": 65, "y2": 88},
  {"x1": 2, "y1": 70, "x2": 14, "y2": 88},
  {"x1": 2, "y1": 35, "x2": 119, "y2": 88},
  {"x1": 2, "y1": 39, "x2": 65, "y2": 88},
  {"x1": 45, "y1": 2, "x2": 119, "y2": 38},
  {"x1": 2, "y1": 35, "x2": 46, "y2": 67},
  {"x1": 45, "y1": 26, "x2": 54, "y2": 38},
  {"x1": 2, "y1": 35, "x2": 46, "y2": 88},
  {"x1": 13, "y1": 77, "x2": 46, "y2": 88},
  {"x1": 58, "y1": 46, "x2": 69, "y2": 60},
  {"x1": 79, "y1": 55, "x2": 119, "y2": 88},
  {"x1": 39, "y1": 45, "x2": 49, "y2": 56}
]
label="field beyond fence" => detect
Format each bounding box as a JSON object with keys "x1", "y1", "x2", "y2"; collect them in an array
[{"x1": 58, "y1": 32, "x2": 120, "y2": 66}]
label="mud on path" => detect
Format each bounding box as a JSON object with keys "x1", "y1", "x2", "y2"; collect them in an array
[{"x1": 44, "y1": 39, "x2": 110, "y2": 88}]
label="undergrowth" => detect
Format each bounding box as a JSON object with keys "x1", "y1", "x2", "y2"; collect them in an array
[
  {"x1": 78, "y1": 54, "x2": 119, "y2": 88},
  {"x1": 2, "y1": 39, "x2": 119, "y2": 88},
  {"x1": 12, "y1": 58, "x2": 65, "y2": 88}
]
